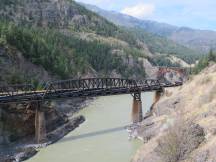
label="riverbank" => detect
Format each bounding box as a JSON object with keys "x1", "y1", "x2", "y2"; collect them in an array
[
  {"x1": 0, "y1": 116, "x2": 85, "y2": 162},
  {"x1": 0, "y1": 98, "x2": 93, "y2": 162},
  {"x1": 132, "y1": 64, "x2": 216, "y2": 162},
  {"x1": 27, "y1": 94, "x2": 152, "y2": 162}
]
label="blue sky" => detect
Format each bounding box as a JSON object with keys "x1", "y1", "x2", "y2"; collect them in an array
[{"x1": 76, "y1": 0, "x2": 216, "y2": 31}]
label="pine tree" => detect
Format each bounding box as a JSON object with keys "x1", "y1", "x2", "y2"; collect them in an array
[{"x1": 208, "y1": 49, "x2": 216, "y2": 62}]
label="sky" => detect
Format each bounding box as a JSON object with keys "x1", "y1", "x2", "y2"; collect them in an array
[{"x1": 76, "y1": 0, "x2": 216, "y2": 31}]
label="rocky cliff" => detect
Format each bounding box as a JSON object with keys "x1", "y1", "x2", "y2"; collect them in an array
[
  {"x1": 1, "y1": 0, "x2": 118, "y2": 32},
  {"x1": 0, "y1": 98, "x2": 87, "y2": 161},
  {"x1": 0, "y1": 44, "x2": 53, "y2": 85}
]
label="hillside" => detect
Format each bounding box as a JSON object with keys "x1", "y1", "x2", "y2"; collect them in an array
[
  {"x1": 127, "y1": 28, "x2": 200, "y2": 63},
  {"x1": 132, "y1": 64, "x2": 216, "y2": 162},
  {"x1": 170, "y1": 27, "x2": 216, "y2": 53},
  {"x1": 0, "y1": 0, "x2": 202, "y2": 86},
  {"x1": 81, "y1": 3, "x2": 176, "y2": 36},
  {"x1": 82, "y1": 3, "x2": 216, "y2": 53},
  {"x1": 1, "y1": 0, "x2": 207, "y2": 87},
  {"x1": 0, "y1": 0, "x2": 150, "y2": 85}
]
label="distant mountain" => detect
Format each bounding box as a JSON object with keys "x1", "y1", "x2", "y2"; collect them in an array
[
  {"x1": 82, "y1": 3, "x2": 216, "y2": 53},
  {"x1": 169, "y1": 27, "x2": 216, "y2": 52},
  {"x1": 80, "y1": 3, "x2": 177, "y2": 35},
  {"x1": 80, "y1": 2, "x2": 202, "y2": 62}
]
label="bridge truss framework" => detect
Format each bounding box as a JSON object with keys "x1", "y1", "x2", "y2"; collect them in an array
[{"x1": 0, "y1": 78, "x2": 182, "y2": 104}]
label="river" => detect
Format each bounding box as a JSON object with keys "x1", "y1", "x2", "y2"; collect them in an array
[{"x1": 27, "y1": 92, "x2": 154, "y2": 162}]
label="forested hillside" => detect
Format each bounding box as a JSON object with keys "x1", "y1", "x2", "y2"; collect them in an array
[
  {"x1": 193, "y1": 50, "x2": 216, "y2": 74},
  {"x1": 127, "y1": 28, "x2": 200, "y2": 63},
  {"x1": 0, "y1": 0, "x2": 148, "y2": 85},
  {"x1": 0, "y1": 0, "x2": 201, "y2": 86}
]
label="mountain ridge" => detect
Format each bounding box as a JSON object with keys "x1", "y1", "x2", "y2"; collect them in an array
[{"x1": 81, "y1": 2, "x2": 216, "y2": 53}]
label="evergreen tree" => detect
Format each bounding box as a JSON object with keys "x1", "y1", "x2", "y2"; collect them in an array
[{"x1": 208, "y1": 49, "x2": 216, "y2": 62}]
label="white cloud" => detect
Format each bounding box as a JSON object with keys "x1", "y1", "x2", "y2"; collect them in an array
[{"x1": 121, "y1": 3, "x2": 155, "y2": 19}]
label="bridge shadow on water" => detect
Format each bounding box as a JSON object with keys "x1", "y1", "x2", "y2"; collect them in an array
[{"x1": 59, "y1": 125, "x2": 129, "y2": 143}]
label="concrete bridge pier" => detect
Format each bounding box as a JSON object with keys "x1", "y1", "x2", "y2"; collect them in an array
[
  {"x1": 132, "y1": 91, "x2": 143, "y2": 123},
  {"x1": 150, "y1": 89, "x2": 164, "y2": 113},
  {"x1": 35, "y1": 102, "x2": 46, "y2": 143}
]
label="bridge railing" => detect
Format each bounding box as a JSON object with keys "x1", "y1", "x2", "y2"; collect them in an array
[
  {"x1": 0, "y1": 84, "x2": 35, "y2": 97},
  {"x1": 42, "y1": 78, "x2": 177, "y2": 98},
  {"x1": 41, "y1": 78, "x2": 139, "y2": 99},
  {"x1": 43, "y1": 78, "x2": 138, "y2": 94},
  {"x1": 0, "y1": 78, "x2": 183, "y2": 103}
]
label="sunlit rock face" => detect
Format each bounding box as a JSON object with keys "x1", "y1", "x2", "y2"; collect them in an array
[
  {"x1": 0, "y1": 0, "x2": 101, "y2": 29},
  {"x1": 0, "y1": 104, "x2": 34, "y2": 145},
  {"x1": 0, "y1": 103, "x2": 66, "y2": 145},
  {"x1": 0, "y1": 45, "x2": 52, "y2": 85}
]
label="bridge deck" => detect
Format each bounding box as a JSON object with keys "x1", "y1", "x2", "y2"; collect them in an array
[{"x1": 0, "y1": 78, "x2": 182, "y2": 104}]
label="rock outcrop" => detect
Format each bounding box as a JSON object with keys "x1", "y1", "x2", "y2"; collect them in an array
[
  {"x1": 0, "y1": 45, "x2": 53, "y2": 85},
  {"x1": 0, "y1": 102, "x2": 64, "y2": 145},
  {"x1": 0, "y1": 98, "x2": 89, "y2": 161}
]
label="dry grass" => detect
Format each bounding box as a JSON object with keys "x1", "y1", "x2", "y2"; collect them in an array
[
  {"x1": 133, "y1": 64, "x2": 216, "y2": 162},
  {"x1": 208, "y1": 85, "x2": 216, "y2": 102},
  {"x1": 155, "y1": 117, "x2": 205, "y2": 162},
  {"x1": 200, "y1": 75, "x2": 212, "y2": 85}
]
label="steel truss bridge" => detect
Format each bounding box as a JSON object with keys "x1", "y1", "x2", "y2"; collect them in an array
[{"x1": 0, "y1": 78, "x2": 182, "y2": 104}]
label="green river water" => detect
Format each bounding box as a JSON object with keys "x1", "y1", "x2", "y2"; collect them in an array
[{"x1": 27, "y1": 92, "x2": 153, "y2": 162}]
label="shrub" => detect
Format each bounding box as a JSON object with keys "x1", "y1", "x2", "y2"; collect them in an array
[
  {"x1": 156, "y1": 117, "x2": 205, "y2": 162},
  {"x1": 193, "y1": 49, "x2": 216, "y2": 74}
]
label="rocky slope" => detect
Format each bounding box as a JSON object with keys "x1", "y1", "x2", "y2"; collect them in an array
[
  {"x1": 0, "y1": 0, "x2": 149, "y2": 84},
  {"x1": 0, "y1": 98, "x2": 89, "y2": 161},
  {"x1": 132, "y1": 64, "x2": 216, "y2": 162},
  {"x1": 82, "y1": 3, "x2": 202, "y2": 61},
  {"x1": 0, "y1": 44, "x2": 54, "y2": 85}
]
